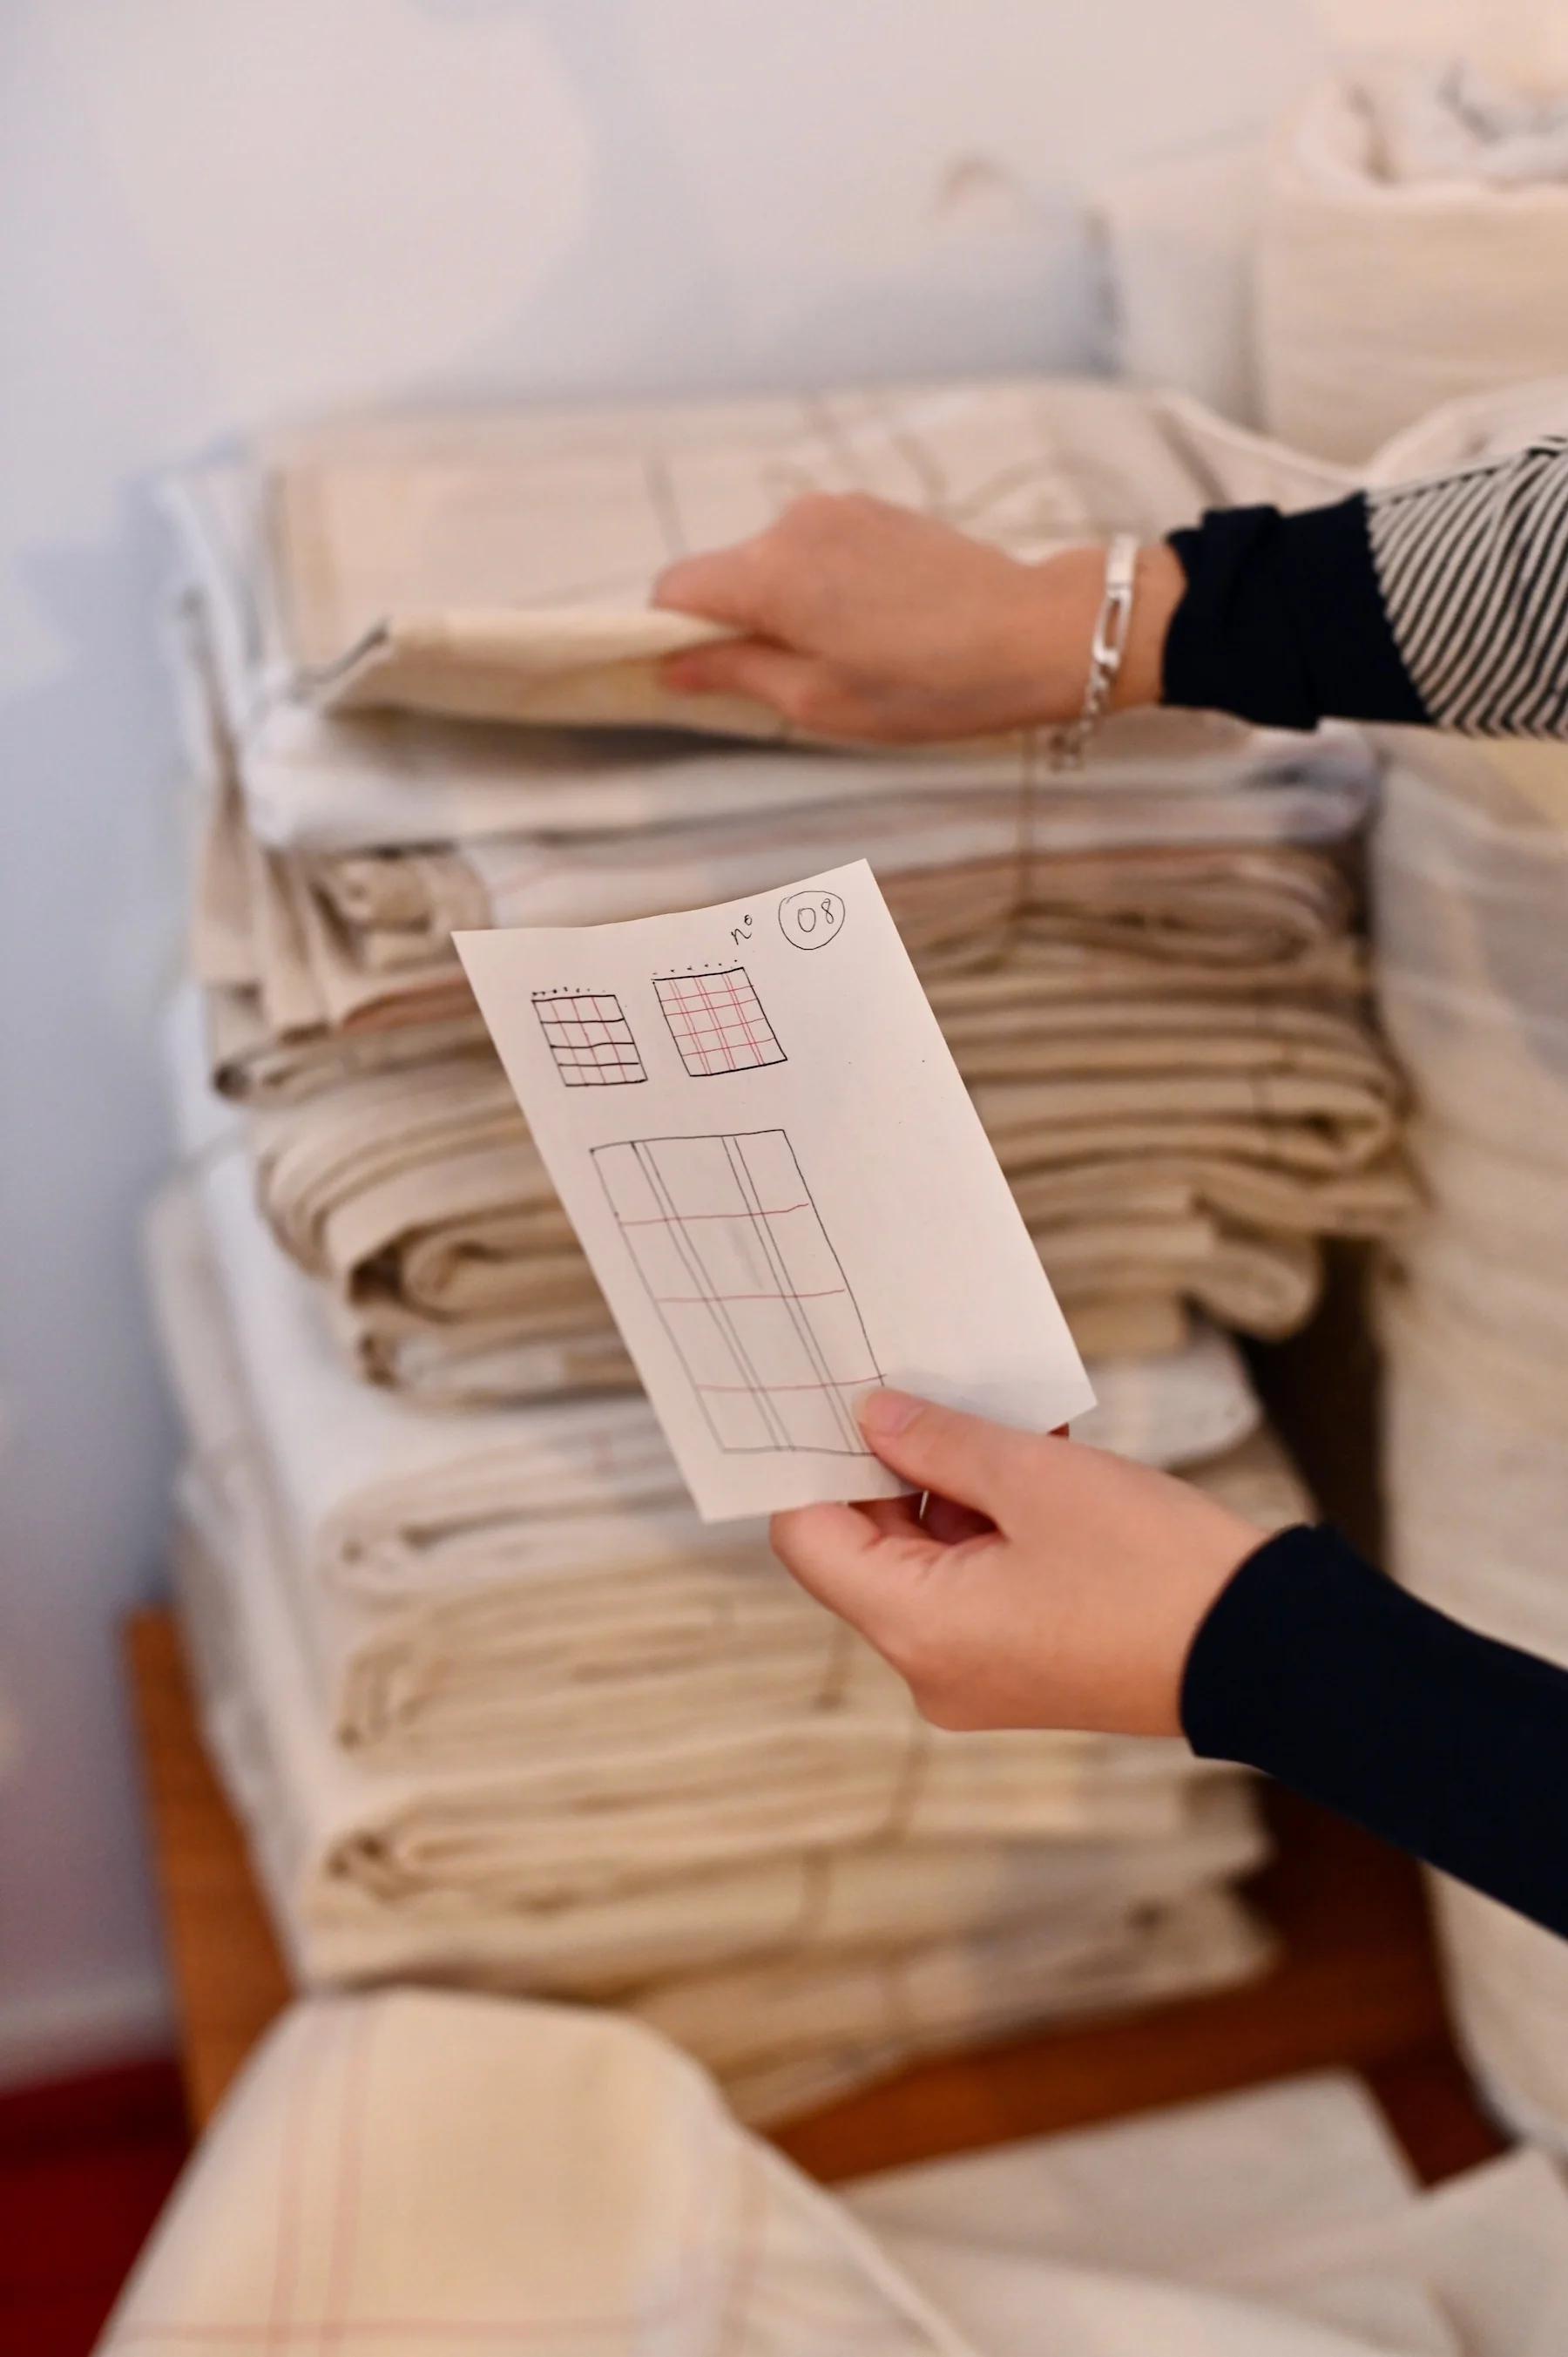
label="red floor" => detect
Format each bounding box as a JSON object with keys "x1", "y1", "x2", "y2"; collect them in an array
[{"x1": 0, "y1": 2058, "x2": 189, "y2": 2357}]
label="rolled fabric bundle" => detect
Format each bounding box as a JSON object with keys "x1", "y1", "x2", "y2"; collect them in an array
[{"x1": 1258, "y1": 67, "x2": 1568, "y2": 463}]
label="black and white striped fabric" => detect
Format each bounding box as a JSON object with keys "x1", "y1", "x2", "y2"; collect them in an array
[{"x1": 1368, "y1": 437, "x2": 1568, "y2": 736}]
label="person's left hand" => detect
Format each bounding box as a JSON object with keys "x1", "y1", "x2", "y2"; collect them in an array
[{"x1": 770, "y1": 1388, "x2": 1264, "y2": 1737}]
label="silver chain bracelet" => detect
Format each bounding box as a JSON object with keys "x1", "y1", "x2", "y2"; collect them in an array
[{"x1": 1050, "y1": 532, "x2": 1139, "y2": 773}]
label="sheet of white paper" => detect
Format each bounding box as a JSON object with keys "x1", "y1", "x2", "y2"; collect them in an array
[{"x1": 456, "y1": 861, "x2": 1094, "y2": 1520}]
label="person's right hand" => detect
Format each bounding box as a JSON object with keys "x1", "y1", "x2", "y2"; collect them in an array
[
  {"x1": 652, "y1": 493, "x2": 1180, "y2": 745},
  {"x1": 771, "y1": 1387, "x2": 1265, "y2": 1737}
]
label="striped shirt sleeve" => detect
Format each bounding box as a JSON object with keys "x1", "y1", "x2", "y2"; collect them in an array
[{"x1": 1367, "y1": 437, "x2": 1568, "y2": 736}]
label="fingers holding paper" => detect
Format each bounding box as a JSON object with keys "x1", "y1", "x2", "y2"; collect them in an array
[{"x1": 771, "y1": 1391, "x2": 1266, "y2": 1739}]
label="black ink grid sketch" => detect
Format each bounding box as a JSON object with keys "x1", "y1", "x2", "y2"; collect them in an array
[
  {"x1": 653, "y1": 966, "x2": 787, "y2": 1079},
  {"x1": 532, "y1": 989, "x2": 646, "y2": 1087},
  {"x1": 592, "y1": 1129, "x2": 880, "y2": 1456}
]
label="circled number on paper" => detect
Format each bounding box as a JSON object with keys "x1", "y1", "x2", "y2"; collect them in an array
[{"x1": 778, "y1": 891, "x2": 846, "y2": 952}]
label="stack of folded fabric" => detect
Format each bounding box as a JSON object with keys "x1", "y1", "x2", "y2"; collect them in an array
[
  {"x1": 148, "y1": 375, "x2": 1409, "y2": 2117},
  {"x1": 1364, "y1": 383, "x2": 1568, "y2": 2150},
  {"x1": 168, "y1": 378, "x2": 1409, "y2": 1386},
  {"x1": 149, "y1": 1049, "x2": 1299, "y2": 2120},
  {"x1": 105, "y1": 1991, "x2": 1568, "y2": 2357}
]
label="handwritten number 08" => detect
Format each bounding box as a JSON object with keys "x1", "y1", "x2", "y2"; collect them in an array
[{"x1": 779, "y1": 890, "x2": 846, "y2": 952}]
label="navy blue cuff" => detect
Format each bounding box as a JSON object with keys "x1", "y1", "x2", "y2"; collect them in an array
[
  {"x1": 1163, "y1": 496, "x2": 1429, "y2": 729},
  {"x1": 1182, "y1": 1523, "x2": 1568, "y2": 1937}
]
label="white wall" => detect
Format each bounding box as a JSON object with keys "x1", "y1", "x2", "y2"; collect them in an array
[{"x1": 0, "y1": 0, "x2": 1328, "y2": 2084}]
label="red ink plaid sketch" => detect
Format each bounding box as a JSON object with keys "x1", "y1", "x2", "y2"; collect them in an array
[
  {"x1": 593, "y1": 1129, "x2": 879, "y2": 1455},
  {"x1": 653, "y1": 968, "x2": 787, "y2": 1078},
  {"x1": 533, "y1": 990, "x2": 647, "y2": 1087}
]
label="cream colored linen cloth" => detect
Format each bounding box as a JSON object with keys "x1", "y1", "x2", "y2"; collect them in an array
[
  {"x1": 1258, "y1": 71, "x2": 1568, "y2": 463},
  {"x1": 156, "y1": 1006, "x2": 1314, "y2": 1767},
  {"x1": 164, "y1": 498, "x2": 1362, "y2": 857},
  {"x1": 242, "y1": 992, "x2": 1407, "y2": 1399},
  {"x1": 185, "y1": 376, "x2": 1331, "y2": 748},
  {"x1": 179, "y1": 622, "x2": 1375, "y2": 1046},
  {"x1": 172, "y1": 1475, "x2": 1267, "y2": 2013},
  {"x1": 153, "y1": 1175, "x2": 1293, "y2": 2096},
  {"x1": 855, "y1": 2086, "x2": 1568, "y2": 2357},
  {"x1": 311, "y1": 810, "x2": 1375, "y2": 979},
  {"x1": 188, "y1": 775, "x2": 1375, "y2": 1080},
  {"x1": 101, "y1": 1995, "x2": 1568, "y2": 2355},
  {"x1": 151, "y1": 1148, "x2": 1301, "y2": 1790},
  {"x1": 170, "y1": 1426, "x2": 1274, "y2": 2109}
]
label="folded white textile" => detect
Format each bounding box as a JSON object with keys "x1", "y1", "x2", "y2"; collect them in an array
[
  {"x1": 151, "y1": 1064, "x2": 1310, "y2": 1770},
  {"x1": 160, "y1": 380, "x2": 1380, "y2": 858},
  {"x1": 235, "y1": 967, "x2": 1406, "y2": 1403},
  {"x1": 456, "y1": 769, "x2": 1375, "y2": 929},
  {"x1": 172, "y1": 1462, "x2": 1262, "y2": 1994},
  {"x1": 1258, "y1": 74, "x2": 1568, "y2": 461},
  {"x1": 151, "y1": 1170, "x2": 1232, "y2": 1827},
  {"x1": 241, "y1": 379, "x2": 1257, "y2": 735},
  {"x1": 862, "y1": 2115, "x2": 1568, "y2": 2357},
  {"x1": 166, "y1": 519, "x2": 1365, "y2": 855},
  {"x1": 844, "y1": 2070, "x2": 1416, "y2": 2278},
  {"x1": 171, "y1": 1435, "x2": 1274, "y2": 2111},
  {"x1": 161, "y1": 983, "x2": 1292, "y2": 1588},
  {"x1": 102, "y1": 1995, "x2": 1568, "y2": 2357},
  {"x1": 174, "y1": 1428, "x2": 1219, "y2": 1912},
  {"x1": 706, "y1": 1886, "x2": 1272, "y2": 2126},
  {"x1": 1355, "y1": 58, "x2": 1568, "y2": 186}
]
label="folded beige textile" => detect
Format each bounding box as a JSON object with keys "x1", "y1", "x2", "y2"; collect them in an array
[
  {"x1": 154, "y1": 1028, "x2": 1314, "y2": 1773},
  {"x1": 240, "y1": 985, "x2": 1406, "y2": 1399},
  {"x1": 707, "y1": 1886, "x2": 1272, "y2": 2123},
  {"x1": 179, "y1": 1438, "x2": 1220, "y2": 1915},
  {"x1": 172, "y1": 1480, "x2": 1267, "y2": 1993},
  {"x1": 166, "y1": 493, "x2": 1362, "y2": 859},
  {"x1": 102, "y1": 1994, "x2": 1568, "y2": 2354},
  {"x1": 166, "y1": 1259, "x2": 1281, "y2": 2066},
  {"x1": 189, "y1": 731, "x2": 1373, "y2": 1064},
  {"x1": 235, "y1": 378, "x2": 1283, "y2": 739},
  {"x1": 159, "y1": 1158, "x2": 1307, "y2": 1778}
]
